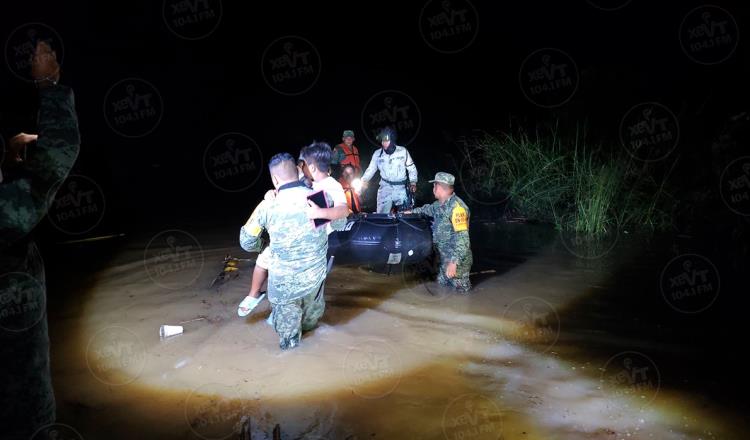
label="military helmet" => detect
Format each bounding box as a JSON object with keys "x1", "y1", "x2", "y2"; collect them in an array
[{"x1": 376, "y1": 127, "x2": 396, "y2": 143}]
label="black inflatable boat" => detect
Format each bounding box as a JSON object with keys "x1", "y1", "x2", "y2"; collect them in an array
[{"x1": 327, "y1": 213, "x2": 433, "y2": 265}]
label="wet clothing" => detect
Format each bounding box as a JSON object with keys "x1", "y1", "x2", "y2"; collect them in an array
[
  {"x1": 270, "y1": 282, "x2": 326, "y2": 350},
  {"x1": 361, "y1": 145, "x2": 417, "y2": 213},
  {"x1": 412, "y1": 194, "x2": 473, "y2": 292},
  {"x1": 331, "y1": 143, "x2": 361, "y2": 176},
  {"x1": 0, "y1": 85, "x2": 81, "y2": 439},
  {"x1": 239, "y1": 180, "x2": 329, "y2": 348}
]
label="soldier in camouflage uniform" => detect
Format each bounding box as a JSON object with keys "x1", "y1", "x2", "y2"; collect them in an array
[
  {"x1": 0, "y1": 42, "x2": 80, "y2": 439},
  {"x1": 408, "y1": 172, "x2": 473, "y2": 292},
  {"x1": 361, "y1": 127, "x2": 418, "y2": 213},
  {"x1": 239, "y1": 153, "x2": 329, "y2": 350}
]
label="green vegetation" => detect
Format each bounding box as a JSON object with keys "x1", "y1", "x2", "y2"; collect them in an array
[{"x1": 457, "y1": 128, "x2": 674, "y2": 236}]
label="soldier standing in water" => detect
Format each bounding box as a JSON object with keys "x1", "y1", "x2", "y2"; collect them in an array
[{"x1": 407, "y1": 172, "x2": 473, "y2": 293}]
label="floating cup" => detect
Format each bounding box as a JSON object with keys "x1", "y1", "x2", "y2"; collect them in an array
[{"x1": 159, "y1": 324, "x2": 183, "y2": 339}]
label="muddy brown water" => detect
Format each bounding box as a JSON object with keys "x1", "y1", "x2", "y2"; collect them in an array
[{"x1": 44, "y1": 223, "x2": 748, "y2": 439}]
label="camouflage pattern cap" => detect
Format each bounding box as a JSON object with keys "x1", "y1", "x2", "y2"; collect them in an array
[{"x1": 428, "y1": 171, "x2": 455, "y2": 186}]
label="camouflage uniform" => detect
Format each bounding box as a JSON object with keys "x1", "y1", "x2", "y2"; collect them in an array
[
  {"x1": 0, "y1": 85, "x2": 80, "y2": 439},
  {"x1": 239, "y1": 181, "x2": 328, "y2": 350},
  {"x1": 412, "y1": 176, "x2": 472, "y2": 292},
  {"x1": 361, "y1": 145, "x2": 417, "y2": 213}
]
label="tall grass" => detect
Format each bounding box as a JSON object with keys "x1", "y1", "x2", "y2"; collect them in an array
[{"x1": 457, "y1": 129, "x2": 673, "y2": 236}]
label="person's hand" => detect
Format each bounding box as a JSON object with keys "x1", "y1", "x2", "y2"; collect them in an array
[
  {"x1": 409, "y1": 183, "x2": 417, "y2": 193},
  {"x1": 30, "y1": 41, "x2": 60, "y2": 86},
  {"x1": 306, "y1": 199, "x2": 324, "y2": 219},
  {"x1": 360, "y1": 180, "x2": 368, "y2": 190},
  {"x1": 263, "y1": 189, "x2": 277, "y2": 201},
  {"x1": 4, "y1": 133, "x2": 38, "y2": 165},
  {"x1": 445, "y1": 262, "x2": 457, "y2": 279}
]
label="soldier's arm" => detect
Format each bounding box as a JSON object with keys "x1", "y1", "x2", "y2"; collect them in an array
[
  {"x1": 411, "y1": 201, "x2": 437, "y2": 217},
  {"x1": 361, "y1": 150, "x2": 379, "y2": 182},
  {"x1": 446, "y1": 203, "x2": 470, "y2": 263},
  {"x1": 0, "y1": 84, "x2": 80, "y2": 249},
  {"x1": 405, "y1": 149, "x2": 417, "y2": 183},
  {"x1": 239, "y1": 200, "x2": 269, "y2": 253}
]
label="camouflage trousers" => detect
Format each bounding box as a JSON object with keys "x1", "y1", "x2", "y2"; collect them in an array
[
  {"x1": 0, "y1": 243, "x2": 55, "y2": 440},
  {"x1": 270, "y1": 281, "x2": 326, "y2": 350},
  {"x1": 436, "y1": 250, "x2": 472, "y2": 293},
  {"x1": 376, "y1": 183, "x2": 408, "y2": 214}
]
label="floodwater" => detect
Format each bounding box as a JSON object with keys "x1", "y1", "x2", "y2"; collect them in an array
[{"x1": 45, "y1": 222, "x2": 748, "y2": 439}]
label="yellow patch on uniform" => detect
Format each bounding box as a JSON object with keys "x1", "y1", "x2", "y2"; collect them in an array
[
  {"x1": 451, "y1": 205, "x2": 468, "y2": 232},
  {"x1": 248, "y1": 224, "x2": 262, "y2": 236}
]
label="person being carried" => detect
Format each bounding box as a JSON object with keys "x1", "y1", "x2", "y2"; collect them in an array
[
  {"x1": 405, "y1": 172, "x2": 473, "y2": 293},
  {"x1": 237, "y1": 142, "x2": 347, "y2": 317},
  {"x1": 238, "y1": 153, "x2": 330, "y2": 350},
  {"x1": 360, "y1": 127, "x2": 418, "y2": 213}
]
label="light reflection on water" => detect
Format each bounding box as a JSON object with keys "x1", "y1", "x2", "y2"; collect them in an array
[{"x1": 50, "y1": 223, "x2": 745, "y2": 439}]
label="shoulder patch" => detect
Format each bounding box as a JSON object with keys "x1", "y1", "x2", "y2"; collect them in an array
[
  {"x1": 247, "y1": 223, "x2": 263, "y2": 237},
  {"x1": 451, "y1": 205, "x2": 469, "y2": 232}
]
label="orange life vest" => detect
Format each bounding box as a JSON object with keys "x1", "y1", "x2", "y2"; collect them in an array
[
  {"x1": 336, "y1": 143, "x2": 361, "y2": 174},
  {"x1": 340, "y1": 177, "x2": 362, "y2": 213}
]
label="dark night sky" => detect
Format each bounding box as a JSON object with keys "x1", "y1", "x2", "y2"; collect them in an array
[{"x1": 2, "y1": 0, "x2": 748, "y2": 234}]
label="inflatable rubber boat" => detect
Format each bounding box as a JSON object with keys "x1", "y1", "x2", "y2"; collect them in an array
[{"x1": 327, "y1": 213, "x2": 434, "y2": 266}]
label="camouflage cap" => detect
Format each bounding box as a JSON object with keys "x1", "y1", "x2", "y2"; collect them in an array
[
  {"x1": 342, "y1": 130, "x2": 355, "y2": 138},
  {"x1": 428, "y1": 171, "x2": 455, "y2": 186}
]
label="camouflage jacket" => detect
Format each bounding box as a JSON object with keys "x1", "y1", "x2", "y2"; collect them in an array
[
  {"x1": 361, "y1": 145, "x2": 417, "y2": 185},
  {"x1": 239, "y1": 181, "x2": 328, "y2": 303},
  {"x1": 0, "y1": 85, "x2": 80, "y2": 436},
  {"x1": 412, "y1": 194, "x2": 472, "y2": 264}
]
